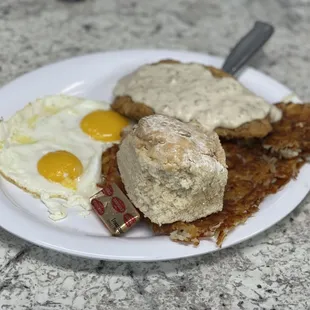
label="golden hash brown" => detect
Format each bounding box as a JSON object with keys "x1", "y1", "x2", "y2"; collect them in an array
[
  {"x1": 152, "y1": 141, "x2": 304, "y2": 246},
  {"x1": 97, "y1": 144, "x2": 126, "y2": 194},
  {"x1": 263, "y1": 102, "x2": 310, "y2": 158},
  {"x1": 100, "y1": 141, "x2": 304, "y2": 247},
  {"x1": 111, "y1": 59, "x2": 273, "y2": 139}
]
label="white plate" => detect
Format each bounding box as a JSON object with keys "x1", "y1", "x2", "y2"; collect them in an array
[{"x1": 0, "y1": 49, "x2": 309, "y2": 262}]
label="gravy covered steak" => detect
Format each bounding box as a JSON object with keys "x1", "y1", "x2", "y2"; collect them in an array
[
  {"x1": 112, "y1": 60, "x2": 282, "y2": 139},
  {"x1": 116, "y1": 114, "x2": 228, "y2": 225}
]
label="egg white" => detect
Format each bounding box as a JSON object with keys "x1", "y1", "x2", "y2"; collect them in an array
[
  {"x1": 0, "y1": 95, "x2": 119, "y2": 220},
  {"x1": 0, "y1": 95, "x2": 113, "y2": 145}
]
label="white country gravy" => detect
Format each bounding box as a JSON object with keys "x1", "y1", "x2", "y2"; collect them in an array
[{"x1": 113, "y1": 63, "x2": 282, "y2": 130}]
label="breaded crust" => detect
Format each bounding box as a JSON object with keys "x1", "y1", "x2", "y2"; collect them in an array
[
  {"x1": 111, "y1": 95, "x2": 154, "y2": 121},
  {"x1": 215, "y1": 117, "x2": 272, "y2": 139},
  {"x1": 111, "y1": 59, "x2": 273, "y2": 139}
]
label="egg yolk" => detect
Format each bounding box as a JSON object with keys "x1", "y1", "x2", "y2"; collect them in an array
[
  {"x1": 80, "y1": 110, "x2": 129, "y2": 142},
  {"x1": 37, "y1": 150, "x2": 83, "y2": 190}
]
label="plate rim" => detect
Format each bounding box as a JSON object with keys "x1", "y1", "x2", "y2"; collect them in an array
[{"x1": 0, "y1": 48, "x2": 308, "y2": 262}]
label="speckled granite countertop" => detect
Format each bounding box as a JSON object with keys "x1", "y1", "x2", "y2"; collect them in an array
[{"x1": 1, "y1": 1, "x2": 310, "y2": 309}]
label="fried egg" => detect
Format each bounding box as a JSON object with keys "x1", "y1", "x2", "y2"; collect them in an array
[{"x1": 0, "y1": 95, "x2": 129, "y2": 220}]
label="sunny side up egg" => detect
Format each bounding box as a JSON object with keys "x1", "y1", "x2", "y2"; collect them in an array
[{"x1": 0, "y1": 95, "x2": 129, "y2": 220}]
